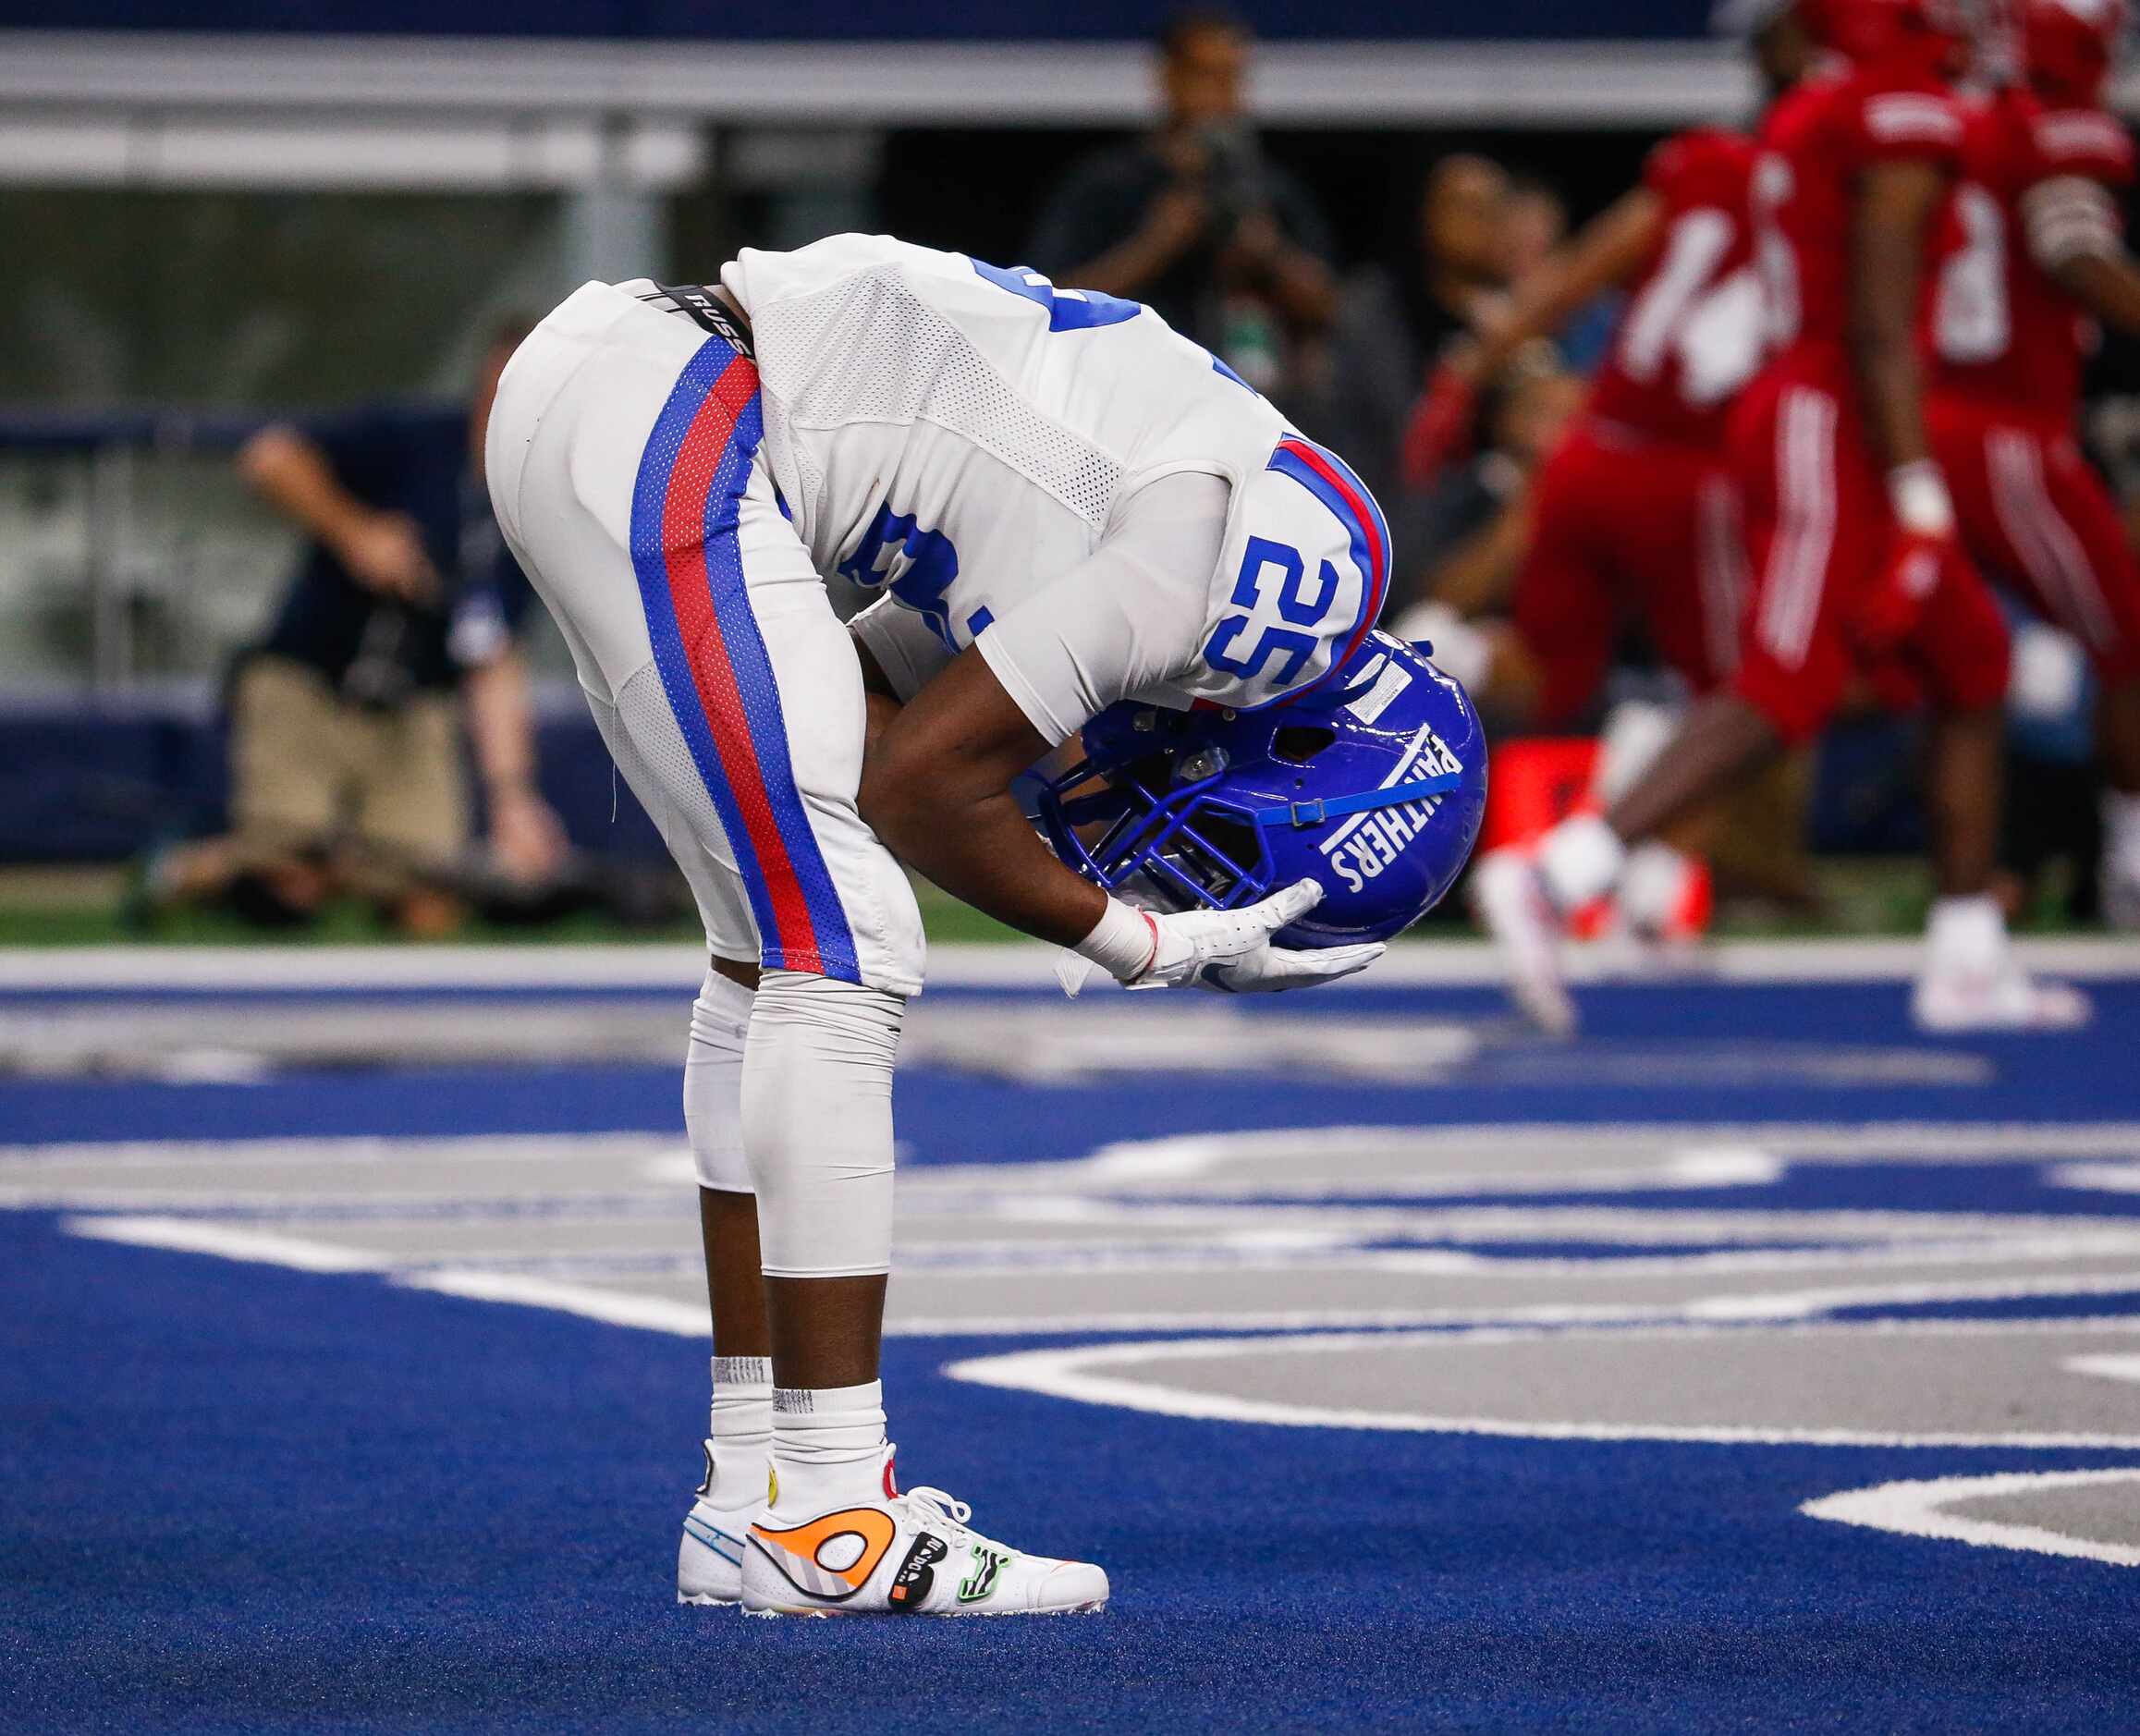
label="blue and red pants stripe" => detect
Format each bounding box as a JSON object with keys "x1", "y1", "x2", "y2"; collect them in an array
[{"x1": 627, "y1": 336, "x2": 861, "y2": 983}]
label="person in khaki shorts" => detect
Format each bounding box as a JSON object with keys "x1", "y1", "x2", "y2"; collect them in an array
[
  {"x1": 225, "y1": 653, "x2": 471, "y2": 921},
  {"x1": 141, "y1": 318, "x2": 565, "y2": 935}
]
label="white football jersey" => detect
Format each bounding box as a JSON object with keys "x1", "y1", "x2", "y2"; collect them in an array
[{"x1": 714, "y1": 234, "x2": 1390, "y2": 724}]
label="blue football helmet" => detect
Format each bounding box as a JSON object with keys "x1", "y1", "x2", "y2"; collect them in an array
[{"x1": 1033, "y1": 631, "x2": 1488, "y2": 948}]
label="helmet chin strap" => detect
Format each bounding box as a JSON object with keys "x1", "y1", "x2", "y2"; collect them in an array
[{"x1": 1253, "y1": 770, "x2": 1465, "y2": 830}]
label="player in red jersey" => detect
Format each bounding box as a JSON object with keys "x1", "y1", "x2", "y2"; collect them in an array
[
  {"x1": 1478, "y1": 0, "x2": 2089, "y2": 1033},
  {"x1": 1420, "y1": 17, "x2": 1809, "y2": 949},
  {"x1": 1415, "y1": 126, "x2": 1765, "y2": 736},
  {"x1": 1926, "y1": 0, "x2": 2140, "y2": 925}
]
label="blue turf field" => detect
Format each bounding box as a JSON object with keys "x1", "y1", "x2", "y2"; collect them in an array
[{"x1": 6, "y1": 970, "x2": 2140, "y2": 1732}]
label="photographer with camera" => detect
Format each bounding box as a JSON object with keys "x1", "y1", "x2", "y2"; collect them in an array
[
  {"x1": 133, "y1": 315, "x2": 567, "y2": 936},
  {"x1": 1028, "y1": 6, "x2": 1339, "y2": 400}
]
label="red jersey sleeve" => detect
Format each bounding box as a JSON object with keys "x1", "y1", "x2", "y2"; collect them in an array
[
  {"x1": 1644, "y1": 127, "x2": 1755, "y2": 214},
  {"x1": 2025, "y1": 104, "x2": 2136, "y2": 191},
  {"x1": 1641, "y1": 133, "x2": 1693, "y2": 201},
  {"x1": 1849, "y1": 78, "x2": 1966, "y2": 169}
]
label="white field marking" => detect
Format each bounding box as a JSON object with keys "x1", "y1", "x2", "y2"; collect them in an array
[
  {"x1": 61, "y1": 1200, "x2": 2140, "y2": 1293},
  {"x1": 9, "y1": 1120, "x2": 2137, "y2": 1200},
  {"x1": 2050, "y1": 1162, "x2": 2140, "y2": 1195},
  {"x1": 65, "y1": 1215, "x2": 390, "y2": 1273},
  {"x1": 0, "y1": 1131, "x2": 681, "y2": 1170},
  {"x1": 67, "y1": 1218, "x2": 2132, "y2": 1281},
  {"x1": 4, "y1": 936, "x2": 2139, "y2": 991},
  {"x1": 929, "y1": 1121, "x2": 2140, "y2": 1199},
  {"x1": 1680, "y1": 1268, "x2": 2140, "y2": 1319},
  {"x1": 890, "y1": 1266, "x2": 2140, "y2": 1335},
  {"x1": 0, "y1": 1189, "x2": 689, "y2": 1218},
  {"x1": 61, "y1": 1213, "x2": 707, "y2": 1334},
  {"x1": 1667, "y1": 1146, "x2": 1785, "y2": 1186},
  {"x1": 60, "y1": 1204, "x2": 2140, "y2": 1287},
  {"x1": 54, "y1": 1213, "x2": 2140, "y2": 1342},
  {"x1": 45, "y1": 1211, "x2": 1695, "y2": 1339},
  {"x1": 1802, "y1": 1470, "x2": 2140, "y2": 1568},
  {"x1": 0, "y1": 944, "x2": 713, "y2": 990},
  {"x1": 2066, "y1": 1353, "x2": 2140, "y2": 1384},
  {"x1": 891, "y1": 1241, "x2": 1486, "y2": 1277},
  {"x1": 888, "y1": 1228, "x2": 2140, "y2": 1282},
  {"x1": 945, "y1": 1315, "x2": 2140, "y2": 1449},
  {"x1": 33, "y1": 1184, "x2": 2136, "y2": 1253},
  {"x1": 397, "y1": 1267, "x2": 708, "y2": 1335},
  {"x1": 897, "y1": 1196, "x2": 2140, "y2": 1248},
  {"x1": 902, "y1": 1006, "x2": 1481, "y2": 1083},
  {"x1": 18, "y1": 1117, "x2": 2136, "y2": 1216}
]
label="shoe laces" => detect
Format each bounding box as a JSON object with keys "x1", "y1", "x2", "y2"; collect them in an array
[
  {"x1": 901, "y1": 1485, "x2": 974, "y2": 1539},
  {"x1": 903, "y1": 1484, "x2": 1019, "y2": 1560}
]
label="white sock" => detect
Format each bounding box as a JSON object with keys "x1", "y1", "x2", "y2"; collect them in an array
[
  {"x1": 1925, "y1": 894, "x2": 2008, "y2": 973},
  {"x1": 770, "y1": 1379, "x2": 887, "y2": 1512},
  {"x1": 1589, "y1": 702, "x2": 1681, "y2": 812},
  {"x1": 2105, "y1": 789, "x2": 2140, "y2": 870},
  {"x1": 1537, "y1": 813, "x2": 1626, "y2": 912},
  {"x1": 1620, "y1": 841, "x2": 1699, "y2": 940},
  {"x1": 703, "y1": 1354, "x2": 773, "y2": 1510}
]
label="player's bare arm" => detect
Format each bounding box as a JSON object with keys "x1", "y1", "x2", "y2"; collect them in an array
[
  {"x1": 1852, "y1": 158, "x2": 1948, "y2": 474},
  {"x1": 1471, "y1": 185, "x2": 1667, "y2": 381},
  {"x1": 2029, "y1": 175, "x2": 2140, "y2": 329},
  {"x1": 2052, "y1": 244, "x2": 2140, "y2": 326},
  {"x1": 860, "y1": 647, "x2": 1104, "y2": 948},
  {"x1": 859, "y1": 642, "x2": 1391, "y2": 992},
  {"x1": 238, "y1": 424, "x2": 437, "y2": 604}
]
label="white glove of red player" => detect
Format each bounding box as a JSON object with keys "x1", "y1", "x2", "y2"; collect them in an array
[
  {"x1": 1854, "y1": 461, "x2": 1958, "y2": 654},
  {"x1": 1065, "y1": 878, "x2": 1385, "y2": 995}
]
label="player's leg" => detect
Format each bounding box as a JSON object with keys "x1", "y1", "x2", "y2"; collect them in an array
[
  {"x1": 683, "y1": 418, "x2": 1098, "y2": 1617},
  {"x1": 1601, "y1": 387, "x2": 1859, "y2": 846},
  {"x1": 502, "y1": 312, "x2": 1101, "y2": 1615},
  {"x1": 606, "y1": 407, "x2": 916, "y2": 1601},
  {"x1": 1468, "y1": 428, "x2": 1620, "y2": 1031},
  {"x1": 1908, "y1": 539, "x2": 2088, "y2": 1028},
  {"x1": 1483, "y1": 385, "x2": 1849, "y2": 1030},
  {"x1": 1608, "y1": 456, "x2": 1748, "y2": 946},
  {"x1": 1501, "y1": 428, "x2": 1620, "y2": 732},
  {"x1": 675, "y1": 957, "x2": 775, "y2": 1605},
  {"x1": 487, "y1": 313, "x2": 792, "y2": 1602},
  {"x1": 1981, "y1": 424, "x2": 2140, "y2": 924}
]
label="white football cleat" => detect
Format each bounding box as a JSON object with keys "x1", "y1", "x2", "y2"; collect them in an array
[
  {"x1": 677, "y1": 1442, "x2": 759, "y2": 1607},
  {"x1": 740, "y1": 1448, "x2": 1107, "y2": 1619},
  {"x1": 1469, "y1": 848, "x2": 1578, "y2": 1036},
  {"x1": 1911, "y1": 964, "x2": 2093, "y2": 1032}
]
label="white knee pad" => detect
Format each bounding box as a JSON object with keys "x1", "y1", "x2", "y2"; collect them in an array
[
  {"x1": 740, "y1": 969, "x2": 904, "y2": 1278},
  {"x1": 685, "y1": 968, "x2": 756, "y2": 1193}
]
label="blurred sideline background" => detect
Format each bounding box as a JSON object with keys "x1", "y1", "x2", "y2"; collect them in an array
[{"x1": 4, "y1": 0, "x2": 2137, "y2": 947}]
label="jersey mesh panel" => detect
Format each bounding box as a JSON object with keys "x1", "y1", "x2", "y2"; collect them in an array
[
  {"x1": 610, "y1": 661, "x2": 745, "y2": 903},
  {"x1": 754, "y1": 267, "x2": 1124, "y2": 532}
]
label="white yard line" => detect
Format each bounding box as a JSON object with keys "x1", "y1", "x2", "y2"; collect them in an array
[
  {"x1": 2, "y1": 935, "x2": 2138, "y2": 992},
  {"x1": 945, "y1": 1315, "x2": 2140, "y2": 1451},
  {"x1": 67, "y1": 1214, "x2": 391, "y2": 1273},
  {"x1": 1803, "y1": 1469, "x2": 2140, "y2": 1568}
]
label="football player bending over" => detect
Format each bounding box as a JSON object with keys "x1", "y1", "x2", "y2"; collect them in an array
[{"x1": 485, "y1": 238, "x2": 1485, "y2": 1616}]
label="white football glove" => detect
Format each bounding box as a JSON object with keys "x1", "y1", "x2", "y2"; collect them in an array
[{"x1": 1068, "y1": 878, "x2": 1384, "y2": 995}]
